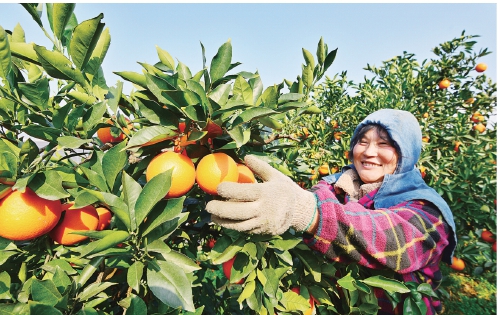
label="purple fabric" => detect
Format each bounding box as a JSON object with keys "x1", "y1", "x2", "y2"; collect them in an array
[{"x1": 303, "y1": 180, "x2": 449, "y2": 314}]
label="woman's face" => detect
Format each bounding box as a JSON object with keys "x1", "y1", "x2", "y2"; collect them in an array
[{"x1": 352, "y1": 128, "x2": 398, "y2": 184}]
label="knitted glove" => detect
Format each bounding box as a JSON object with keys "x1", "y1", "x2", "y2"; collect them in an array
[{"x1": 205, "y1": 155, "x2": 317, "y2": 235}]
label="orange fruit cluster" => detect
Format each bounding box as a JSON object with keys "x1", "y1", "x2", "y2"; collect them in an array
[{"x1": 146, "y1": 151, "x2": 256, "y2": 198}]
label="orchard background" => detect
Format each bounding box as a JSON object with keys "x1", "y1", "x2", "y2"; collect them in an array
[{"x1": 0, "y1": 4, "x2": 496, "y2": 315}]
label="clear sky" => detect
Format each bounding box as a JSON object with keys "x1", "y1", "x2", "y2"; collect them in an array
[{"x1": 0, "y1": 2, "x2": 497, "y2": 93}]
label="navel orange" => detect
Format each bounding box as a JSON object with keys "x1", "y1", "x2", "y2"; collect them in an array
[
  {"x1": 0, "y1": 188, "x2": 62, "y2": 241},
  {"x1": 146, "y1": 151, "x2": 196, "y2": 198},
  {"x1": 49, "y1": 203, "x2": 99, "y2": 245},
  {"x1": 196, "y1": 152, "x2": 238, "y2": 195}
]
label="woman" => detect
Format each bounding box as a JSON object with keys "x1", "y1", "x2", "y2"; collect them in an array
[{"x1": 206, "y1": 109, "x2": 456, "y2": 314}]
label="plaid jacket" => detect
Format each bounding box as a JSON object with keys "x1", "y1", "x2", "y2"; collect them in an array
[{"x1": 303, "y1": 180, "x2": 450, "y2": 314}]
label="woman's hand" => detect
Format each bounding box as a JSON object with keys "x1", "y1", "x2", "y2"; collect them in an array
[{"x1": 205, "y1": 155, "x2": 318, "y2": 235}]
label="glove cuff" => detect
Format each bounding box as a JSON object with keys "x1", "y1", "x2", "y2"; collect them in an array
[{"x1": 291, "y1": 190, "x2": 318, "y2": 232}]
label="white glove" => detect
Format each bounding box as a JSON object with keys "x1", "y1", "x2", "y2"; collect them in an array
[{"x1": 205, "y1": 155, "x2": 317, "y2": 235}]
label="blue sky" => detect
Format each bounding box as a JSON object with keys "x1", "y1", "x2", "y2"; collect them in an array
[{"x1": 0, "y1": 3, "x2": 497, "y2": 93}]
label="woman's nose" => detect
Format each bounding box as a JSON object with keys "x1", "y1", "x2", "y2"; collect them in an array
[{"x1": 363, "y1": 143, "x2": 378, "y2": 156}]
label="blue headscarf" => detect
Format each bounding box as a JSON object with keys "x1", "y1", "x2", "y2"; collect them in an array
[{"x1": 323, "y1": 109, "x2": 456, "y2": 264}]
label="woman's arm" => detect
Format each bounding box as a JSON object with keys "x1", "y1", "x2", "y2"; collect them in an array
[{"x1": 303, "y1": 180, "x2": 450, "y2": 274}]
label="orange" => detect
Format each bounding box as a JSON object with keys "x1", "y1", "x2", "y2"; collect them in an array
[
  {"x1": 236, "y1": 164, "x2": 256, "y2": 183},
  {"x1": 0, "y1": 188, "x2": 62, "y2": 241},
  {"x1": 474, "y1": 123, "x2": 486, "y2": 133},
  {"x1": 222, "y1": 256, "x2": 244, "y2": 284},
  {"x1": 146, "y1": 151, "x2": 196, "y2": 198},
  {"x1": 334, "y1": 132, "x2": 343, "y2": 141},
  {"x1": 49, "y1": 203, "x2": 99, "y2": 245},
  {"x1": 450, "y1": 257, "x2": 465, "y2": 271},
  {"x1": 422, "y1": 136, "x2": 430, "y2": 143},
  {"x1": 318, "y1": 164, "x2": 330, "y2": 175},
  {"x1": 423, "y1": 112, "x2": 429, "y2": 118},
  {"x1": 196, "y1": 152, "x2": 238, "y2": 195},
  {"x1": 475, "y1": 63, "x2": 487, "y2": 72},
  {"x1": 481, "y1": 229, "x2": 495, "y2": 243},
  {"x1": 97, "y1": 119, "x2": 131, "y2": 144},
  {"x1": 438, "y1": 79, "x2": 450, "y2": 89},
  {"x1": 96, "y1": 207, "x2": 112, "y2": 231}
]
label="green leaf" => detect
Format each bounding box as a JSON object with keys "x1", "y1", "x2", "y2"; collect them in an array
[
  {"x1": 233, "y1": 75, "x2": 254, "y2": 105},
  {"x1": 0, "y1": 151, "x2": 17, "y2": 179},
  {"x1": 9, "y1": 41, "x2": 40, "y2": 64},
  {"x1": 0, "y1": 302, "x2": 29, "y2": 314},
  {"x1": 28, "y1": 302, "x2": 64, "y2": 315},
  {"x1": 113, "y1": 71, "x2": 147, "y2": 89},
  {"x1": 147, "y1": 260, "x2": 195, "y2": 312},
  {"x1": 52, "y1": 3, "x2": 75, "y2": 41},
  {"x1": 360, "y1": 275, "x2": 410, "y2": 294},
  {"x1": 42, "y1": 258, "x2": 77, "y2": 276},
  {"x1": 141, "y1": 197, "x2": 184, "y2": 237},
  {"x1": 338, "y1": 272, "x2": 357, "y2": 291},
  {"x1": 57, "y1": 136, "x2": 92, "y2": 149},
  {"x1": 231, "y1": 106, "x2": 277, "y2": 127},
  {"x1": 160, "y1": 250, "x2": 201, "y2": 273},
  {"x1": 126, "y1": 126, "x2": 177, "y2": 150},
  {"x1": 0, "y1": 272, "x2": 11, "y2": 300},
  {"x1": 29, "y1": 171, "x2": 70, "y2": 200},
  {"x1": 302, "y1": 48, "x2": 315, "y2": 68},
  {"x1": 82, "y1": 101, "x2": 107, "y2": 131},
  {"x1": 18, "y1": 77, "x2": 50, "y2": 110},
  {"x1": 135, "y1": 169, "x2": 172, "y2": 226},
  {"x1": 210, "y1": 39, "x2": 232, "y2": 83},
  {"x1": 22, "y1": 125, "x2": 61, "y2": 143},
  {"x1": 316, "y1": 37, "x2": 325, "y2": 65},
  {"x1": 31, "y1": 279, "x2": 63, "y2": 306},
  {"x1": 106, "y1": 81, "x2": 122, "y2": 114},
  {"x1": 69, "y1": 13, "x2": 105, "y2": 70},
  {"x1": 0, "y1": 25, "x2": 12, "y2": 86},
  {"x1": 21, "y1": 4, "x2": 43, "y2": 28},
  {"x1": 51, "y1": 267, "x2": 72, "y2": 295},
  {"x1": 75, "y1": 257, "x2": 104, "y2": 289},
  {"x1": 416, "y1": 283, "x2": 438, "y2": 298},
  {"x1": 85, "y1": 27, "x2": 111, "y2": 80},
  {"x1": 78, "y1": 166, "x2": 108, "y2": 192},
  {"x1": 124, "y1": 295, "x2": 148, "y2": 315},
  {"x1": 127, "y1": 261, "x2": 144, "y2": 294},
  {"x1": 78, "y1": 230, "x2": 130, "y2": 257},
  {"x1": 211, "y1": 237, "x2": 246, "y2": 264},
  {"x1": 324, "y1": 48, "x2": 338, "y2": 72},
  {"x1": 102, "y1": 141, "x2": 127, "y2": 191},
  {"x1": 33, "y1": 45, "x2": 87, "y2": 88},
  {"x1": 237, "y1": 280, "x2": 256, "y2": 304},
  {"x1": 226, "y1": 125, "x2": 251, "y2": 148},
  {"x1": 77, "y1": 282, "x2": 117, "y2": 302},
  {"x1": 302, "y1": 64, "x2": 313, "y2": 88},
  {"x1": 122, "y1": 172, "x2": 141, "y2": 230},
  {"x1": 156, "y1": 45, "x2": 175, "y2": 70},
  {"x1": 73, "y1": 189, "x2": 130, "y2": 229}
]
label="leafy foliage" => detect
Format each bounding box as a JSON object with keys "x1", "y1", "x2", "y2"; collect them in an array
[{"x1": 0, "y1": 4, "x2": 496, "y2": 315}]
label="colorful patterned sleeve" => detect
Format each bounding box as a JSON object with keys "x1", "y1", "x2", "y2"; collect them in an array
[{"x1": 303, "y1": 180, "x2": 450, "y2": 274}]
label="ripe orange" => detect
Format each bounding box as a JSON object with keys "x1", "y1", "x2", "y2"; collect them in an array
[
  {"x1": 222, "y1": 256, "x2": 244, "y2": 284},
  {"x1": 146, "y1": 151, "x2": 196, "y2": 198},
  {"x1": 481, "y1": 229, "x2": 495, "y2": 243},
  {"x1": 96, "y1": 206, "x2": 112, "y2": 231},
  {"x1": 450, "y1": 257, "x2": 465, "y2": 271},
  {"x1": 474, "y1": 123, "x2": 486, "y2": 133},
  {"x1": 471, "y1": 112, "x2": 484, "y2": 123},
  {"x1": 422, "y1": 136, "x2": 430, "y2": 143},
  {"x1": 475, "y1": 63, "x2": 487, "y2": 72},
  {"x1": 236, "y1": 164, "x2": 256, "y2": 183},
  {"x1": 334, "y1": 132, "x2": 343, "y2": 141},
  {"x1": 318, "y1": 164, "x2": 330, "y2": 175},
  {"x1": 49, "y1": 203, "x2": 99, "y2": 245},
  {"x1": 423, "y1": 112, "x2": 429, "y2": 119},
  {"x1": 0, "y1": 188, "x2": 62, "y2": 241},
  {"x1": 97, "y1": 119, "x2": 130, "y2": 144},
  {"x1": 438, "y1": 79, "x2": 450, "y2": 89},
  {"x1": 492, "y1": 242, "x2": 497, "y2": 252},
  {"x1": 195, "y1": 152, "x2": 238, "y2": 195}
]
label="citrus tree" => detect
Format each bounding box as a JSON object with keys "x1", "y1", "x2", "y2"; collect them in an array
[{"x1": 0, "y1": 4, "x2": 496, "y2": 315}]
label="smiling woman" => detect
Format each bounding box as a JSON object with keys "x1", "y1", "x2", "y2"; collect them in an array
[{"x1": 206, "y1": 109, "x2": 457, "y2": 314}]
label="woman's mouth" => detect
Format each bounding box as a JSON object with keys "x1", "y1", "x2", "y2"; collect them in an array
[{"x1": 362, "y1": 162, "x2": 382, "y2": 168}]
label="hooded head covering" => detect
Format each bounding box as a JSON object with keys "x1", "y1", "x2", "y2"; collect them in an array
[{"x1": 325, "y1": 109, "x2": 456, "y2": 264}]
